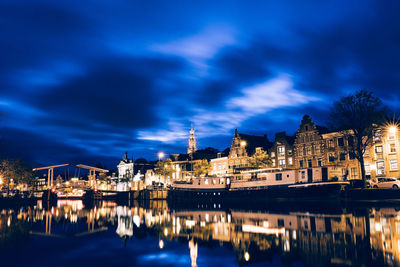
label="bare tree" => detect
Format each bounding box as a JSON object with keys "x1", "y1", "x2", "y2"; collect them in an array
[{"x1": 329, "y1": 89, "x2": 388, "y2": 185}]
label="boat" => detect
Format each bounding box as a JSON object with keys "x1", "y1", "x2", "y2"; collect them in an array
[{"x1": 169, "y1": 167, "x2": 349, "y2": 202}]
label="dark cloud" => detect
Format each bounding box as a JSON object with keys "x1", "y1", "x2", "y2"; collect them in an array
[{"x1": 1, "y1": 0, "x2": 400, "y2": 166}]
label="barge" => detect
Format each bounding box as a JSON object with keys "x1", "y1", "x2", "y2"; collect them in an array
[{"x1": 169, "y1": 167, "x2": 350, "y2": 202}]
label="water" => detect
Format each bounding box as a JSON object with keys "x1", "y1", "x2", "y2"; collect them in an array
[{"x1": 0, "y1": 200, "x2": 399, "y2": 266}]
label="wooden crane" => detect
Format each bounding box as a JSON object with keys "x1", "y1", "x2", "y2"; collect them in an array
[
  {"x1": 33, "y1": 164, "x2": 69, "y2": 189},
  {"x1": 76, "y1": 164, "x2": 108, "y2": 189}
]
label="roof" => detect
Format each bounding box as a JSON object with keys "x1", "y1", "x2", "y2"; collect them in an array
[{"x1": 238, "y1": 132, "x2": 272, "y2": 155}]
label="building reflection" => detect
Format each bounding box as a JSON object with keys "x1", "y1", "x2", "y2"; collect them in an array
[{"x1": 2, "y1": 200, "x2": 400, "y2": 266}]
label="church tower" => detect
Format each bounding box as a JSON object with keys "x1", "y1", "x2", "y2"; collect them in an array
[{"x1": 187, "y1": 125, "x2": 197, "y2": 155}]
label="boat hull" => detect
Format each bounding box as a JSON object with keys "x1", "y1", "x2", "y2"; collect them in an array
[{"x1": 168, "y1": 182, "x2": 346, "y2": 203}]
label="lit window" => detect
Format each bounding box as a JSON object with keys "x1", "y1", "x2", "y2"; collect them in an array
[
  {"x1": 376, "y1": 161, "x2": 385, "y2": 175},
  {"x1": 278, "y1": 146, "x2": 285, "y2": 156},
  {"x1": 350, "y1": 167, "x2": 359, "y2": 179},
  {"x1": 222, "y1": 162, "x2": 226, "y2": 170},
  {"x1": 288, "y1": 157, "x2": 293, "y2": 165},
  {"x1": 306, "y1": 147, "x2": 312, "y2": 155},
  {"x1": 271, "y1": 152, "x2": 275, "y2": 157},
  {"x1": 279, "y1": 159, "x2": 286, "y2": 167},
  {"x1": 213, "y1": 163, "x2": 217, "y2": 170},
  {"x1": 390, "y1": 160, "x2": 398, "y2": 171},
  {"x1": 389, "y1": 143, "x2": 396, "y2": 154},
  {"x1": 375, "y1": 145, "x2": 383, "y2": 154}
]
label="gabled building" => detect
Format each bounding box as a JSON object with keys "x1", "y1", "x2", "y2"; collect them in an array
[
  {"x1": 294, "y1": 115, "x2": 328, "y2": 170},
  {"x1": 228, "y1": 129, "x2": 271, "y2": 173}
]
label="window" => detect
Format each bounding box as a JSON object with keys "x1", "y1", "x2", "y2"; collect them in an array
[
  {"x1": 317, "y1": 158, "x2": 322, "y2": 167},
  {"x1": 271, "y1": 152, "x2": 275, "y2": 157},
  {"x1": 388, "y1": 131, "x2": 395, "y2": 140},
  {"x1": 376, "y1": 161, "x2": 385, "y2": 175},
  {"x1": 222, "y1": 162, "x2": 226, "y2": 170},
  {"x1": 278, "y1": 146, "x2": 285, "y2": 156},
  {"x1": 338, "y1": 137, "x2": 344, "y2": 147},
  {"x1": 329, "y1": 153, "x2": 335, "y2": 163},
  {"x1": 279, "y1": 159, "x2": 286, "y2": 167},
  {"x1": 307, "y1": 159, "x2": 312, "y2": 168},
  {"x1": 390, "y1": 160, "x2": 398, "y2": 171},
  {"x1": 350, "y1": 167, "x2": 359, "y2": 179},
  {"x1": 364, "y1": 162, "x2": 371, "y2": 175},
  {"x1": 328, "y1": 140, "x2": 334, "y2": 148},
  {"x1": 298, "y1": 149, "x2": 303, "y2": 156},
  {"x1": 205, "y1": 179, "x2": 209, "y2": 185},
  {"x1": 304, "y1": 125, "x2": 309, "y2": 131},
  {"x1": 339, "y1": 153, "x2": 346, "y2": 161},
  {"x1": 315, "y1": 145, "x2": 321, "y2": 154},
  {"x1": 299, "y1": 160, "x2": 304, "y2": 168},
  {"x1": 375, "y1": 145, "x2": 383, "y2": 154},
  {"x1": 389, "y1": 143, "x2": 396, "y2": 154},
  {"x1": 276, "y1": 173, "x2": 282, "y2": 181},
  {"x1": 278, "y1": 219, "x2": 285, "y2": 227},
  {"x1": 288, "y1": 150, "x2": 293, "y2": 156},
  {"x1": 374, "y1": 129, "x2": 382, "y2": 143},
  {"x1": 272, "y1": 159, "x2": 276, "y2": 166},
  {"x1": 301, "y1": 171, "x2": 306, "y2": 179},
  {"x1": 218, "y1": 163, "x2": 221, "y2": 170},
  {"x1": 288, "y1": 157, "x2": 293, "y2": 165},
  {"x1": 349, "y1": 152, "x2": 356, "y2": 160},
  {"x1": 213, "y1": 163, "x2": 217, "y2": 170},
  {"x1": 306, "y1": 147, "x2": 312, "y2": 155}
]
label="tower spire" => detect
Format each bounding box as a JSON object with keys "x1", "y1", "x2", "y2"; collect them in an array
[{"x1": 187, "y1": 124, "x2": 197, "y2": 154}]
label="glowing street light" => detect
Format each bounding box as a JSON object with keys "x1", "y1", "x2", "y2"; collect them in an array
[
  {"x1": 389, "y1": 125, "x2": 397, "y2": 134},
  {"x1": 240, "y1": 140, "x2": 247, "y2": 147},
  {"x1": 158, "y1": 152, "x2": 165, "y2": 161}
]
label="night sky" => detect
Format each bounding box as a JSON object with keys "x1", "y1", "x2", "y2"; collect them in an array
[{"x1": 1, "y1": 0, "x2": 400, "y2": 168}]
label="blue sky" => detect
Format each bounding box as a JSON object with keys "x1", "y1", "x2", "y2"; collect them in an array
[{"x1": 1, "y1": 0, "x2": 400, "y2": 167}]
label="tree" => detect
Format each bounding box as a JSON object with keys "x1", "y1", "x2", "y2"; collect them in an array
[
  {"x1": 328, "y1": 89, "x2": 388, "y2": 185},
  {"x1": 247, "y1": 149, "x2": 272, "y2": 169},
  {"x1": 154, "y1": 159, "x2": 173, "y2": 184},
  {"x1": 0, "y1": 159, "x2": 33, "y2": 194},
  {"x1": 193, "y1": 159, "x2": 210, "y2": 177}
]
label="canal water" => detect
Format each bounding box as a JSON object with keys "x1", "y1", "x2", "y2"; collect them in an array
[{"x1": 0, "y1": 200, "x2": 399, "y2": 266}]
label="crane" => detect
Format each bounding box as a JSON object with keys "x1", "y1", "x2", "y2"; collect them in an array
[
  {"x1": 76, "y1": 164, "x2": 108, "y2": 189},
  {"x1": 33, "y1": 164, "x2": 69, "y2": 189}
]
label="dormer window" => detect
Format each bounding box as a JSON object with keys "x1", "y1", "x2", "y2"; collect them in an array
[{"x1": 305, "y1": 125, "x2": 309, "y2": 131}]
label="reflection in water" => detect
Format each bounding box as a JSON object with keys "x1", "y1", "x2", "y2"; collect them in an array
[{"x1": 1, "y1": 200, "x2": 400, "y2": 266}]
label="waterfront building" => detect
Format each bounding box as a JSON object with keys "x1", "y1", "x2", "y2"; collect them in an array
[
  {"x1": 269, "y1": 132, "x2": 295, "y2": 169},
  {"x1": 228, "y1": 129, "x2": 271, "y2": 173},
  {"x1": 210, "y1": 153, "x2": 229, "y2": 177},
  {"x1": 363, "y1": 126, "x2": 400, "y2": 180},
  {"x1": 116, "y1": 152, "x2": 134, "y2": 191},
  {"x1": 294, "y1": 115, "x2": 360, "y2": 180}
]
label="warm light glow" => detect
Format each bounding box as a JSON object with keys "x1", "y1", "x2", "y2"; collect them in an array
[
  {"x1": 158, "y1": 152, "x2": 165, "y2": 160},
  {"x1": 389, "y1": 126, "x2": 397, "y2": 134},
  {"x1": 164, "y1": 228, "x2": 168, "y2": 236},
  {"x1": 244, "y1": 252, "x2": 250, "y2": 262},
  {"x1": 0, "y1": 175, "x2": 2, "y2": 185},
  {"x1": 240, "y1": 140, "x2": 247, "y2": 147},
  {"x1": 159, "y1": 240, "x2": 164, "y2": 249}
]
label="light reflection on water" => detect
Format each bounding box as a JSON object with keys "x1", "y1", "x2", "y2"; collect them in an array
[{"x1": 0, "y1": 200, "x2": 400, "y2": 266}]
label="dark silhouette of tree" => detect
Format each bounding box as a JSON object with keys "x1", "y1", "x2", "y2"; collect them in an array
[{"x1": 328, "y1": 89, "x2": 388, "y2": 185}]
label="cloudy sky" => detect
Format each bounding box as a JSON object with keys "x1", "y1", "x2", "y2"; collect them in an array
[{"x1": 1, "y1": 0, "x2": 400, "y2": 167}]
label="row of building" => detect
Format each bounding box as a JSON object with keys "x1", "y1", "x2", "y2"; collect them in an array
[{"x1": 144, "y1": 115, "x2": 399, "y2": 184}]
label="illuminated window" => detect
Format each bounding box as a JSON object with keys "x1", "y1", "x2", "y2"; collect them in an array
[
  {"x1": 278, "y1": 146, "x2": 285, "y2": 156},
  {"x1": 213, "y1": 163, "x2": 217, "y2": 170},
  {"x1": 306, "y1": 147, "x2": 312, "y2": 155},
  {"x1": 279, "y1": 159, "x2": 285, "y2": 167},
  {"x1": 374, "y1": 129, "x2": 382, "y2": 142},
  {"x1": 315, "y1": 145, "x2": 321, "y2": 154},
  {"x1": 288, "y1": 157, "x2": 293, "y2": 165},
  {"x1": 222, "y1": 162, "x2": 226, "y2": 170},
  {"x1": 389, "y1": 143, "x2": 396, "y2": 154},
  {"x1": 390, "y1": 160, "x2": 398, "y2": 171},
  {"x1": 271, "y1": 152, "x2": 275, "y2": 157},
  {"x1": 328, "y1": 140, "x2": 334, "y2": 148},
  {"x1": 272, "y1": 159, "x2": 276, "y2": 166},
  {"x1": 375, "y1": 145, "x2": 383, "y2": 154},
  {"x1": 376, "y1": 161, "x2": 385, "y2": 175}
]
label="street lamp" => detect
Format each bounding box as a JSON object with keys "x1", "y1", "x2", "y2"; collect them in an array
[
  {"x1": 240, "y1": 140, "x2": 247, "y2": 147},
  {"x1": 158, "y1": 152, "x2": 165, "y2": 161},
  {"x1": 389, "y1": 125, "x2": 397, "y2": 134}
]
